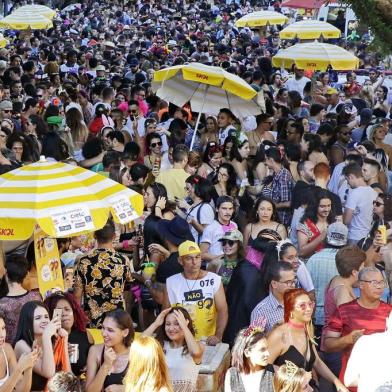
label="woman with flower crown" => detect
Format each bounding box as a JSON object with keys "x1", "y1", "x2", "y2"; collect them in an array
[
  {"x1": 224, "y1": 319, "x2": 274, "y2": 392},
  {"x1": 267, "y1": 289, "x2": 349, "y2": 392}
]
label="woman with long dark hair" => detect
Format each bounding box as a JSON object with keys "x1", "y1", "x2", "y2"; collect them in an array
[
  {"x1": 198, "y1": 141, "x2": 222, "y2": 180},
  {"x1": 44, "y1": 292, "x2": 93, "y2": 377},
  {"x1": 268, "y1": 289, "x2": 349, "y2": 392},
  {"x1": 244, "y1": 197, "x2": 287, "y2": 269},
  {"x1": 231, "y1": 135, "x2": 251, "y2": 184},
  {"x1": 85, "y1": 310, "x2": 134, "y2": 392},
  {"x1": 144, "y1": 132, "x2": 164, "y2": 170},
  {"x1": 177, "y1": 175, "x2": 215, "y2": 244},
  {"x1": 297, "y1": 189, "x2": 335, "y2": 259},
  {"x1": 14, "y1": 301, "x2": 70, "y2": 392},
  {"x1": 143, "y1": 307, "x2": 204, "y2": 392},
  {"x1": 222, "y1": 136, "x2": 237, "y2": 164},
  {"x1": 0, "y1": 311, "x2": 38, "y2": 392},
  {"x1": 211, "y1": 163, "x2": 238, "y2": 204}
]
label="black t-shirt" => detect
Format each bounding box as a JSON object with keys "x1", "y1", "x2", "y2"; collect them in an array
[
  {"x1": 291, "y1": 180, "x2": 312, "y2": 210},
  {"x1": 327, "y1": 189, "x2": 343, "y2": 217},
  {"x1": 156, "y1": 251, "x2": 183, "y2": 284}
]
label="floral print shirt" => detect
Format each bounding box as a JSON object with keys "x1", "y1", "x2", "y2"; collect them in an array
[{"x1": 75, "y1": 248, "x2": 133, "y2": 328}]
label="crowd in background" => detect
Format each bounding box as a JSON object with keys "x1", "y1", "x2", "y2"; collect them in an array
[{"x1": 0, "y1": 0, "x2": 391, "y2": 391}]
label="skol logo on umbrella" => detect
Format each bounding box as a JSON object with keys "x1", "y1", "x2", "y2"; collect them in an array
[
  {"x1": 196, "y1": 73, "x2": 208, "y2": 80},
  {"x1": 0, "y1": 228, "x2": 14, "y2": 236}
]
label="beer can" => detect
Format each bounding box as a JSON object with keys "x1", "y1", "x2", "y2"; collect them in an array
[
  {"x1": 378, "y1": 224, "x2": 387, "y2": 244},
  {"x1": 69, "y1": 343, "x2": 79, "y2": 364}
]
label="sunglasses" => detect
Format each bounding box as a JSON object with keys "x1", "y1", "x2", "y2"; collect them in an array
[
  {"x1": 295, "y1": 301, "x2": 315, "y2": 311},
  {"x1": 2, "y1": 110, "x2": 11, "y2": 113},
  {"x1": 373, "y1": 201, "x2": 384, "y2": 207},
  {"x1": 150, "y1": 141, "x2": 162, "y2": 148},
  {"x1": 222, "y1": 239, "x2": 236, "y2": 246}
]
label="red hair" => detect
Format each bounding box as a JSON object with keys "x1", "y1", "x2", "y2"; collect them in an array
[
  {"x1": 314, "y1": 162, "x2": 330, "y2": 181},
  {"x1": 283, "y1": 288, "x2": 308, "y2": 323},
  {"x1": 44, "y1": 292, "x2": 88, "y2": 332}
]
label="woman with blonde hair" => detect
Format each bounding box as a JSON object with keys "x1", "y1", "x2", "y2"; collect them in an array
[
  {"x1": 124, "y1": 335, "x2": 173, "y2": 392},
  {"x1": 274, "y1": 360, "x2": 313, "y2": 392}
]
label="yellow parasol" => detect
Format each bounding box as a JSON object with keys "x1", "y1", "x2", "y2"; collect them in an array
[
  {"x1": 235, "y1": 11, "x2": 288, "y2": 28},
  {"x1": 0, "y1": 7, "x2": 53, "y2": 30},
  {"x1": 0, "y1": 157, "x2": 144, "y2": 240},
  {"x1": 153, "y1": 62, "x2": 263, "y2": 149},
  {"x1": 272, "y1": 41, "x2": 359, "y2": 71},
  {"x1": 279, "y1": 20, "x2": 341, "y2": 40},
  {"x1": 14, "y1": 5, "x2": 56, "y2": 19}
]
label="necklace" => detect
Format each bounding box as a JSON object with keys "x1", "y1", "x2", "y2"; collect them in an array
[
  {"x1": 183, "y1": 271, "x2": 201, "y2": 292},
  {"x1": 288, "y1": 320, "x2": 305, "y2": 329}
]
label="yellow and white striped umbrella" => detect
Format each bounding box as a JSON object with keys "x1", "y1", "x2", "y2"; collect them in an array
[
  {"x1": 279, "y1": 20, "x2": 341, "y2": 40},
  {"x1": 272, "y1": 41, "x2": 359, "y2": 71},
  {"x1": 14, "y1": 5, "x2": 56, "y2": 19},
  {"x1": 235, "y1": 11, "x2": 288, "y2": 28},
  {"x1": 153, "y1": 62, "x2": 261, "y2": 117},
  {"x1": 0, "y1": 8, "x2": 53, "y2": 30},
  {"x1": 0, "y1": 157, "x2": 144, "y2": 240}
]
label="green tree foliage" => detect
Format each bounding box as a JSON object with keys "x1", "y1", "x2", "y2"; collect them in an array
[{"x1": 344, "y1": 0, "x2": 392, "y2": 53}]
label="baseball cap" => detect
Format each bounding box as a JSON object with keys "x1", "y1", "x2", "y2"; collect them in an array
[
  {"x1": 0, "y1": 100, "x2": 13, "y2": 111},
  {"x1": 359, "y1": 108, "x2": 373, "y2": 126},
  {"x1": 129, "y1": 58, "x2": 139, "y2": 67},
  {"x1": 326, "y1": 87, "x2": 338, "y2": 95},
  {"x1": 219, "y1": 229, "x2": 243, "y2": 243},
  {"x1": 96, "y1": 65, "x2": 106, "y2": 71},
  {"x1": 178, "y1": 241, "x2": 201, "y2": 257},
  {"x1": 327, "y1": 222, "x2": 348, "y2": 247}
]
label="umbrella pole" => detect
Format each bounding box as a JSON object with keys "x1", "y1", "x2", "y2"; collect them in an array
[{"x1": 190, "y1": 85, "x2": 209, "y2": 151}]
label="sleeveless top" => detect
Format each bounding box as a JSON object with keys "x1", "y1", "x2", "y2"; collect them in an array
[
  {"x1": 100, "y1": 347, "x2": 129, "y2": 390},
  {"x1": 163, "y1": 341, "x2": 199, "y2": 392},
  {"x1": 227, "y1": 366, "x2": 274, "y2": 392},
  {"x1": 275, "y1": 342, "x2": 316, "y2": 372},
  {"x1": 274, "y1": 328, "x2": 316, "y2": 373},
  {"x1": 69, "y1": 329, "x2": 92, "y2": 376},
  {"x1": 32, "y1": 370, "x2": 47, "y2": 391},
  {"x1": 245, "y1": 224, "x2": 281, "y2": 269},
  {"x1": 0, "y1": 347, "x2": 9, "y2": 387}
]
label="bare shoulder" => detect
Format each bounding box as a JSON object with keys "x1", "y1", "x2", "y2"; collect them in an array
[
  {"x1": 3, "y1": 342, "x2": 16, "y2": 357},
  {"x1": 14, "y1": 339, "x2": 31, "y2": 355},
  {"x1": 268, "y1": 323, "x2": 286, "y2": 341}
]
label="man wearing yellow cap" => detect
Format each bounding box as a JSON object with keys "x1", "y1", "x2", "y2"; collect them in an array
[{"x1": 164, "y1": 240, "x2": 228, "y2": 346}]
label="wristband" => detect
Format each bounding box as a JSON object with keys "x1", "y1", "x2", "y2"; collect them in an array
[{"x1": 155, "y1": 206, "x2": 162, "y2": 210}]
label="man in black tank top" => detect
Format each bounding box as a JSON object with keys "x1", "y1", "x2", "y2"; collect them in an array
[{"x1": 362, "y1": 158, "x2": 385, "y2": 194}]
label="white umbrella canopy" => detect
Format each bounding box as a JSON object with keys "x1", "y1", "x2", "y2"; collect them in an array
[
  {"x1": 152, "y1": 63, "x2": 264, "y2": 118},
  {"x1": 153, "y1": 77, "x2": 262, "y2": 117}
]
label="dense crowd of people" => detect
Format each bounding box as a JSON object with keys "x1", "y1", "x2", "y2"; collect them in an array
[{"x1": 0, "y1": 0, "x2": 391, "y2": 391}]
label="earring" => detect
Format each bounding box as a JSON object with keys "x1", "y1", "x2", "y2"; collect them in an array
[{"x1": 290, "y1": 312, "x2": 293, "y2": 319}]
